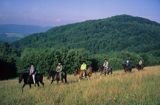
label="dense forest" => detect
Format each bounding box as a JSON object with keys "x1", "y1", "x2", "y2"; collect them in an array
[
  {"x1": 0, "y1": 42, "x2": 18, "y2": 79},
  {"x1": 1, "y1": 15, "x2": 160, "y2": 79},
  {"x1": 13, "y1": 15, "x2": 160, "y2": 53}
]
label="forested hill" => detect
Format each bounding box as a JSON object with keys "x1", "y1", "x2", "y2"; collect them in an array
[{"x1": 13, "y1": 15, "x2": 160, "y2": 53}]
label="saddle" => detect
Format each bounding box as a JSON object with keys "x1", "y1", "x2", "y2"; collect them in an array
[{"x1": 27, "y1": 75, "x2": 36, "y2": 83}]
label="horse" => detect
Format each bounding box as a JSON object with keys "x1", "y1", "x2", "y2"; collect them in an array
[
  {"x1": 47, "y1": 70, "x2": 67, "y2": 84},
  {"x1": 18, "y1": 72, "x2": 44, "y2": 92},
  {"x1": 122, "y1": 63, "x2": 132, "y2": 72},
  {"x1": 98, "y1": 66, "x2": 112, "y2": 75},
  {"x1": 74, "y1": 67, "x2": 92, "y2": 81},
  {"x1": 136, "y1": 64, "x2": 144, "y2": 71}
]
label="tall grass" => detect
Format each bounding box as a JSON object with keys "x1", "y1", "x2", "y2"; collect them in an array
[{"x1": 0, "y1": 66, "x2": 160, "y2": 105}]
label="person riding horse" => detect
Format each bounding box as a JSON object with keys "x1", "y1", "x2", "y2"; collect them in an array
[
  {"x1": 80, "y1": 61, "x2": 87, "y2": 77},
  {"x1": 56, "y1": 62, "x2": 63, "y2": 80},
  {"x1": 74, "y1": 63, "x2": 92, "y2": 81},
  {"x1": 126, "y1": 59, "x2": 132, "y2": 69},
  {"x1": 29, "y1": 64, "x2": 36, "y2": 85},
  {"x1": 122, "y1": 58, "x2": 132, "y2": 72},
  {"x1": 103, "y1": 59, "x2": 109, "y2": 71},
  {"x1": 19, "y1": 72, "x2": 44, "y2": 92},
  {"x1": 99, "y1": 59, "x2": 112, "y2": 75},
  {"x1": 136, "y1": 59, "x2": 144, "y2": 70}
]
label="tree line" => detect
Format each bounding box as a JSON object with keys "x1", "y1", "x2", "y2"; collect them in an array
[
  {"x1": 0, "y1": 42, "x2": 18, "y2": 79},
  {"x1": 1, "y1": 42, "x2": 160, "y2": 80}
]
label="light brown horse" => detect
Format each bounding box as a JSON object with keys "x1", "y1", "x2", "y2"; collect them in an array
[{"x1": 74, "y1": 67, "x2": 92, "y2": 81}]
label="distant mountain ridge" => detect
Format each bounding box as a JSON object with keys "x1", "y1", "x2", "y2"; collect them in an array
[
  {"x1": 0, "y1": 24, "x2": 51, "y2": 42},
  {"x1": 13, "y1": 15, "x2": 160, "y2": 54}
]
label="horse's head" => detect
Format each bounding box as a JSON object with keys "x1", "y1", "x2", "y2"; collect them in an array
[
  {"x1": 136, "y1": 64, "x2": 143, "y2": 70},
  {"x1": 18, "y1": 73, "x2": 23, "y2": 83},
  {"x1": 47, "y1": 70, "x2": 57, "y2": 80},
  {"x1": 98, "y1": 66, "x2": 103, "y2": 72},
  {"x1": 87, "y1": 67, "x2": 92, "y2": 73},
  {"x1": 74, "y1": 69, "x2": 79, "y2": 76},
  {"x1": 47, "y1": 71, "x2": 52, "y2": 80},
  {"x1": 19, "y1": 72, "x2": 30, "y2": 83},
  {"x1": 122, "y1": 63, "x2": 127, "y2": 69}
]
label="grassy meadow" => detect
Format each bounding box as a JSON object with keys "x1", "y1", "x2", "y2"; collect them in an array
[{"x1": 0, "y1": 66, "x2": 160, "y2": 105}]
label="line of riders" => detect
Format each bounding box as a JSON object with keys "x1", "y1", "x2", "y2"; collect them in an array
[{"x1": 19, "y1": 59, "x2": 144, "y2": 91}]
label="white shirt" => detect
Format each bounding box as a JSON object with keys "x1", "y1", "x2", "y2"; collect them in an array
[
  {"x1": 103, "y1": 61, "x2": 109, "y2": 68},
  {"x1": 30, "y1": 65, "x2": 35, "y2": 75}
]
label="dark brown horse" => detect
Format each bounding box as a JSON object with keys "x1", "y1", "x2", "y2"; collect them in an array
[
  {"x1": 19, "y1": 73, "x2": 44, "y2": 92},
  {"x1": 122, "y1": 63, "x2": 132, "y2": 72},
  {"x1": 47, "y1": 70, "x2": 67, "y2": 84},
  {"x1": 136, "y1": 64, "x2": 144, "y2": 71},
  {"x1": 74, "y1": 67, "x2": 92, "y2": 81},
  {"x1": 98, "y1": 66, "x2": 112, "y2": 75}
]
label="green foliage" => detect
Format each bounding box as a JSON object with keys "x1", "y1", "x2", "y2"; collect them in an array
[
  {"x1": 16, "y1": 47, "x2": 160, "y2": 74},
  {"x1": 17, "y1": 48, "x2": 89, "y2": 74},
  {"x1": 0, "y1": 42, "x2": 18, "y2": 79},
  {"x1": 92, "y1": 51, "x2": 143, "y2": 70},
  {"x1": 0, "y1": 42, "x2": 18, "y2": 62}
]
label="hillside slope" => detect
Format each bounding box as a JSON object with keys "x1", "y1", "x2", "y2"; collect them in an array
[{"x1": 13, "y1": 15, "x2": 160, "y2": 53}]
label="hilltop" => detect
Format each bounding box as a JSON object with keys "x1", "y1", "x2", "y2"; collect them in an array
[{"x1": 13, "y1": 15, "x2": 160, "y2": 54}]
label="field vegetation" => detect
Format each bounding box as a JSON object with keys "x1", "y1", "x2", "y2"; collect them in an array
[{"x1": 0, "y1": 66, "x2": 160, "y2": 105}]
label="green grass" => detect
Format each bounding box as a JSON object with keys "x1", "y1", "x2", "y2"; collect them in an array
[{"x1": 0, "y1": 66, "x2": 160, "y2": 105}]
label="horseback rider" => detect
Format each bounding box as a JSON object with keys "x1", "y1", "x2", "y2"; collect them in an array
[
  {"x1": 80, "y1": 61, "x2": 87, "y2": 77},
  {"x1": 138, "y1": 59, "x2": 144, "y2": 69},
  {"x1": 56, "y1": 62, "x2": 63, "y2": 80},
  {"x1": 139, "y1": 59, "x2": 143, "y2": 66},
  {"x1": 126, "y1": 58, "x2": 131, "y2": 69},
  {"x1": 103, "y1": 59, "x2": 109, "y2": 71},
  {"x1": 29, "y1": 64, "x2": 36, "y2": 84}
]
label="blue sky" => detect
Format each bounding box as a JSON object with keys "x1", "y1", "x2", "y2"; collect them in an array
[{"x1": 0, "y1": 0, "x2": 160, "y2": 26}]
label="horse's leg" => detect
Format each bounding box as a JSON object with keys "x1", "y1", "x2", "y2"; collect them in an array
[
  {"x1": 40, "y1": 81, "x2": 44, "y2": 87},
  {"x1": 61, "y1": 76, "x2": 64, "y2": 83},
  {"x1": 100, "y1": 72, "x2": 102, "y2": 79},
  {"x1": 129, "y1": 68, "x2": 131, "y2": 72},
  {"x1": 51, "y1": 79, "x2": 54, "y2": 84},
  {"x1": 87, "y1": 76, "x2": 90, "y2": 80},
  {"x1": 37, "y1": 82, "x2": 40, "y2": 87},
  {"x1": 65, "y1": 77, "x2": 67, "y2": 83},
  {"x1": 22, "y1": 83, "x2": 25, "y2": 93},
  {"x1": 64, "y1": 74, "x2": 67, "y2": 83},
  {"x1": 29, "y1": 83, "x2": 32, "y2": 88},
  {"x1": 142, "y1": 65, "x2": 144, "y2": 70},
  {"x1": 124, "y1": 68, "x2": 127, "y2": 72},
  {"x1": 106, "y1": 70, "x2": 109, "y2": 75},
  {"x1": 39, "y1": 76, "x2": 44, "y2": 87},
  {"x1": 79, "y1": 76, "x2": 81, "y2": 82},
  {"x1": 85, "y1": 71, "x2": 87, "y2": 78},
  {"x1": 50, "y1": 76, "x2": 54, "y2": 84},
  {"x1": 56, "y1": 75, "x2": 59, "y2": 84},
  {"x1": 111, "y1": 70, "x2": 113, "y2": 74},
  {"x1": 104, "y1": 71, "x2": 106, "y2": 75},
  {"x1": 100, "y1": 71, "x2": 102, "y2": 75},
  {"x1": 57, "y1": 79, "x2": 59, "y2": 84}
]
